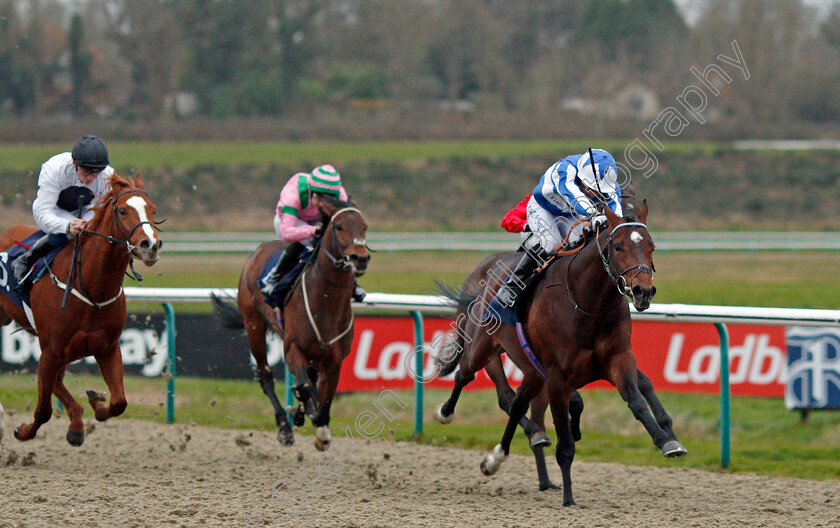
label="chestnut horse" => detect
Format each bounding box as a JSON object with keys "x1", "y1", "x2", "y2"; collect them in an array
[
  {"x1": 434, "y1": 201, "x2": 686, "y2": 506},
  {"x1": 212, "y1": 196, "x2": 369, "y2": 450},
  {"x1": 0, "y1": 174, "x2": 161, "y2": 446}
]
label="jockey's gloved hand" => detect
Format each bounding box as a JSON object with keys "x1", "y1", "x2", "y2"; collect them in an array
[
  {"x1": 313, "y1": 223, "x2": 324, "y2": 237},
  {"x1": 591, "y1": 215, "x2": 608, "y2": 230}
]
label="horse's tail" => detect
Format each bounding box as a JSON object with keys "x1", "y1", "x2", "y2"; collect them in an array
[
  {"x1": 209, "y1": 292, "x2": 245, "y2": 331},
  {"x1": 433, "y1": 280, "x2": 481, "y2": 376}
]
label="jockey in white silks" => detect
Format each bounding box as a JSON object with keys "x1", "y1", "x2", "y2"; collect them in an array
[
  {"x1": 492, "y1": 149, "x2": 623, "y2": 309},
  {"x1": 13, "y1": 135, "x2": 114, "y2": 285}
]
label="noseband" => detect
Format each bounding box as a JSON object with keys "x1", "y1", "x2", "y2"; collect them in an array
[
  {"x1": 596, "y1": 222, "x2": 655, "y2": 299},
  {"x1": 321, "y1": 207, "x2": 368, "y2": 271}
]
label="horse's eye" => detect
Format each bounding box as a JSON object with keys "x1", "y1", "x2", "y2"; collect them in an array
[
  {"x1": 119, "y1": 207, "x2": 127, "y2": 216},
  {"x1": 614, "y1": 244, "x2": 622, "y2": 252},
  {"x1": 335, "y1": 225, "x2": 343, "y2": 232}
]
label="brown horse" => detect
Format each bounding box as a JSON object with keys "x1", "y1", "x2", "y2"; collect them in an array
[
  {"x1": 434, "y1": 201, "x2": 685, "y2": 506},
  {"x1": 0, "y1": 174, "x2": 161, "y2": 446},
  {"x1": 212, "y1": 196, "x2": 369, "y2": 450}
]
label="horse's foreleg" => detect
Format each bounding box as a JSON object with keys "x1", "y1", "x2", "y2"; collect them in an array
[
  {"x1": 613, "y1": 355, "x2": 686, "y2": 457},
  {"x1": 89, "y1": 345, "x2": 127, "y2": 421},
  {"x1": 547, "y1": 382, "x2": 577, "y2": 506},
  {"x1": 53, "y1": 368, "x2": 86, "y2": 446},
  {"x1": 637, "y1": 368, "x2": 677, "y2": 441},
  {"x1": 15, "y1": 352, "x2": 60, "y2": 441},
  {"x1": 247, "y1": 318, "x2": 293, "y2": 445},
  {"x1": 311, "y1": 363, "x2": 341, "y2": 452},
  {"x1": 569, "y1": 390, "x2": 584, "y2": 442}
]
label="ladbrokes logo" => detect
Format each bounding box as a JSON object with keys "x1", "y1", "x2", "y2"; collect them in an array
[
  {"x1": 663, "y1": 332, "x2": 786, "y2": 385},
  {"x1": 785, "y1": 327, "x2": 840, "y2": 409}
]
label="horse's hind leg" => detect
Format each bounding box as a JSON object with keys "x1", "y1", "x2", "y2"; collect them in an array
[
  {"x1": 613, "y1": 354, "x2": 686, "y2": 457},
  {"x1": 434, "y1": 328, "x2": 495, "y2": 424},
  {"x1": 247, "y1": 317, "x2": 294, "y2": 445},
  {"x1": 14, "y1": 351, "x2": 60, "y2": 441},
  {"x1": 88, "y1": 345, "x2": 127, "y2": 421},
  {"x1": 53, "y1": 368, "x2": 86, "y2": 446},
  {"x1": 637, "y1": 368, "x2": 678, "y2": 441}
]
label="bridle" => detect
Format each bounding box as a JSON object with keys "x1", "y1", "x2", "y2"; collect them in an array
[
  {"x1": 596, "y1": 222, "x2": 655, "y2": 299},
  {"x1": 301, "y1": 206, "x2": 368, "y2": 347},
  {"x1": 48, "y1": 188, "x2": 161, "y2": 308},
  {"x1": 548, "y1": 221, "x2": 654, "y2": 317},
  {"x1": 319, "y1": 207, "x2": 369, "y2": 273}
]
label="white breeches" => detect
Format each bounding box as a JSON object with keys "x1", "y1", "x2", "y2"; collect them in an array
[{"x1": 525, "y1": 195, "x2": 585, "y2": 252}]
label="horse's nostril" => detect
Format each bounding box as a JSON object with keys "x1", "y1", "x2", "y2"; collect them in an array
[
  {"x1": 650, "y1": 286, "x2": 657, "y2": 298},
  {"x1": 632, "y1": 285, "x2": 644, "y2": 298},
  {"x1": 139, "y1": 240, "x2": 150, "y2": 251}
]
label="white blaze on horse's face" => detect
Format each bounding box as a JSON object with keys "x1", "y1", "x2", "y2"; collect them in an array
[
  {"x1": 125, "y1": 196, "x2": 158, "y2": 246},
  {"x1": 630, "y1": 230, "x2": 644, "y2": 245}
]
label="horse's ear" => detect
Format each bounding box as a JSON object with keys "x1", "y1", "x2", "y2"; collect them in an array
[
  {"x1": 110, "y1": 173, "x2": 130, "y2": 191},
  {"x1": 134, "y1": 173, "x2": 145, "y2": 190},
  {"x1": 604, "y1": 204, "x2": 621, "y2": 227},
  {"x1": 637, "y1": 199, "x2": 649, "y2": 224}
]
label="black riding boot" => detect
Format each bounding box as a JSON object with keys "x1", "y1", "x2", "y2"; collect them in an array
[
  {"x1": 492, "y1": 250, "x2": 541, "y2": 308},
  {"x1": 260, "y1": 242, "x2": 305, "y2": 298},
  {"x1": 12, "y1": 235, "x2": 54, "y2": 284}
]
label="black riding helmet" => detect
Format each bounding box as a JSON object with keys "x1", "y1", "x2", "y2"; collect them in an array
[{"x1": 71, "y1": 135, "x2": 109, "y2": 170}]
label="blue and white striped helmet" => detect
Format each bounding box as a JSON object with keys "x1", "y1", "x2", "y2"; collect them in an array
[{"x1": 576, "y1": 149, "x2": 618, "y2": 195}]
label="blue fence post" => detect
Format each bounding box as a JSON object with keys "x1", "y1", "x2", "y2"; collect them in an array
[
  {"x1": 410, "y1": 310, "x2": 424, "y2": 437},
  {"x1": 715, "y1": 322, "x2": 730, "y2": 469},
  {"x1": 164, "y1": 302, "x2": 176, "y2": 424}
]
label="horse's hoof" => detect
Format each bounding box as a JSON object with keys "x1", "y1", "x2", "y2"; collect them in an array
[
  {"x1": 13, "y1": 425, "x2": 22, "y2": 441},
  {"x1": 314, "y1": 437, "x2": 330, "y2": 452},
  {"x1": 433, "y1": 403, "x2": 454, "y2": 424},
  {"x1": 277, "y1": 428, "x2": 295, "y2": 446},
  {"x1": 529, "y1": 431, "x2": 552, "y2": 448},
  {"x1": 661, "y1": 440, "x2": 688, "y2": 458},
  {"x1": 286, "y1": 405, "x2": 305, "y2": 427},
  {"x1": 539, "y1": 482, "x2": 562, "y2": 492},
  {"x1": 66, "y1": 430, "x2": 85, "y2": 447},
  {"x1": 480, "y1": 444, "x2": 507, "y2": 476},
  {"x1": 563, "y1": 498, "x2": 576, "y2": 507},
  {"x1": 86, "y1": 390, "x2": 106, "y2": 403}
]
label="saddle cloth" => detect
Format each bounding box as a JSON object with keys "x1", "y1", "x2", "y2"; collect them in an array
[
  {"x1": 257, "y1": 246, "x2": 313, "y2": 308},
  {"x1": 0, "y1": 230, "x2": 63, "y2": 309}
]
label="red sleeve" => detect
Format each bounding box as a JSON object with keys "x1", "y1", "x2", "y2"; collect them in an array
[{"x1": 500, "y1": 194, "x2": 532, "y2": 233}]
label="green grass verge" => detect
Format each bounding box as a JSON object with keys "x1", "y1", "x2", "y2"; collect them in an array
[
  {"x1": 0, "y1": 139, "x2": 725, "y2": 172},
  {"x1": 2, "y1": 373, "x2": 838, "y2": 480}
]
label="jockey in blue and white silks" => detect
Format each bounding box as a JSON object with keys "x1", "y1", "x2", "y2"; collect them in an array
[{"x1": 492, "y1": 149, "x2": 623, "y2": 310}]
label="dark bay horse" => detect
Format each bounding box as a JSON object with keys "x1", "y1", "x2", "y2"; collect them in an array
[
  {"x1": 434, "y1": 201, "x2": 685, "y2": 506},
  {"x1": 0, "y1": 174, "x2": 161, "y2": 446},
  {"x1": 212, "y1": 196, "x2": 369, "y2": 450}
]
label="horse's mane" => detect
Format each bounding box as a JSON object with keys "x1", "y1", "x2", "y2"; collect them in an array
[
  {"x1": 87, "y1": 174, "x2": 135, "y2": 230},
  {"x1": 316, "y1": 192, "x2": 356, "y2": 211}
]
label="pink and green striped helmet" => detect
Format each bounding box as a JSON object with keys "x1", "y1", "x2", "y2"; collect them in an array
[{"x1": 309, "y1": 165, "x2": 342, "y2": 197}]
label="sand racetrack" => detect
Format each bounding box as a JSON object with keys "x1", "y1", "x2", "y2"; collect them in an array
[{"x1": 0, "y1": 416, "x2": 838, "y2": 528}]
